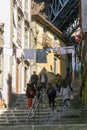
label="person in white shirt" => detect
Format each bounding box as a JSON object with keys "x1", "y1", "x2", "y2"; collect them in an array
[
  {"x1": 39, "y1": 71, "x2": 48, "y2": 91},
  {"x1": 60, "y1": 81, "x2": 71, "y2": 107}
]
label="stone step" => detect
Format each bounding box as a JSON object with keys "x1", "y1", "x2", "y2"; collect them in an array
[
  {"x1": 0, "y1": 89, "x2": 80, "y2": 127},
  {"x1": 1, "y1": 124, "x2": 87, "y2": 130},
  {"x1": 0, "y1": 114, "x2": 56, "y2": 126},
  {"x1": 0, "y1": 107, "x2": 55, "y2": 126}
]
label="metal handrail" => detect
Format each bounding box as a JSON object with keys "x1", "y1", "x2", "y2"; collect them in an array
[
  {"x1": 27, "y1": 92, "x2": 43, "y2": 119},
  {"x1": 27, "y1": 90, "x2": 60, "y2": 124},
  {"x1": 27, "y1": 95, "x2": 37, "y2": 119}
]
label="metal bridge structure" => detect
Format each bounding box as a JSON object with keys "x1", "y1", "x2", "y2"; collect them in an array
[
  {"x1": 32, "y1": 0, "x2": 79, "y2": 38},
  {"x1": 44, "y1": 0, "x2": 79, "y2": 38}
]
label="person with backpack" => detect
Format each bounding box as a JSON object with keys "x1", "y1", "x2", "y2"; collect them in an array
[
  {"x1": 26, "y1": 81, "x2": 36, "y2": 108},
  {"x1": 47, "y1": 82, "x2": 56, "y2": 110}
]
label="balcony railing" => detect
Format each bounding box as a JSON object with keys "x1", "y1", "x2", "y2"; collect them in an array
[{"x1": 42, "y1": 34, "x2": 52, "y2": 48}]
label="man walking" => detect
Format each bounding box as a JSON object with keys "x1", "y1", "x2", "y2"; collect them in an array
[
  {"x1": 30, "y1": 71, "x2": 38, "y2": 87},
  {"x1": 39, "y1": 71, "x2": 48, "y2": 91}
]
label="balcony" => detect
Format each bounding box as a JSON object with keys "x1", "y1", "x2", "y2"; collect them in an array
[{"x1": 42, "y1": 33, "x2": 52, "y2": 48}]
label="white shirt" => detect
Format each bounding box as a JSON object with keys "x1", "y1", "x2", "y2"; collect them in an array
[
  {"x1": 41, "y1": 74, "x2": 45, "y2": 83},
  {"x1": 61, "y1": 86, "x2": 71, "y2": 101}
]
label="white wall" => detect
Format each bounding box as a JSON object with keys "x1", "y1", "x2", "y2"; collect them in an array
[
  {"x1": 0, "y1": 0, "x2": 10, "y2": 47},
  {"x1": 0, "y1": 0, "x2": 11, "y2": 106}
]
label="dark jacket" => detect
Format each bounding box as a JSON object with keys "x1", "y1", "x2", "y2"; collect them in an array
[
  {"x1": 30, "y1": 74, "x2": 38, "y2": 85},
  {"x1": 47, "y1": 87, "x2": 56, "y2": 98},
  {"x1": 36, "y1": 82, "x2": 43, "y2": 92},
  {"x1": 26, "y1": 83, "x2": 36, "y2": 98}
]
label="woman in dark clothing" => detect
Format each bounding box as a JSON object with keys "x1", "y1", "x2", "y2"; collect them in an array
[
  {"x1": 26, "y1": 82, "x2": 36, "y2": 108},
  {"x1": 47, "y1": 82, "x2": 56, "y2": 110}
]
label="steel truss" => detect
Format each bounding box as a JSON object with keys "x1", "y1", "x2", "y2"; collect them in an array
[{"x1": 44, "y1": 0, "x2": 79, "y2": 37}]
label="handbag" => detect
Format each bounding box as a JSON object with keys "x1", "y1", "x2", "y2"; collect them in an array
[{"x1": 29, "y1": 90, "x2": 36, "y2": 97}]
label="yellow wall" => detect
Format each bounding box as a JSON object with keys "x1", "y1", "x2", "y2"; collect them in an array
[
  {"x1": 30, "y1": 21, "x2": 67, "y2": 78},
  {"x1": 60, "y1": 55, "x2": 66, "y2": 78}
]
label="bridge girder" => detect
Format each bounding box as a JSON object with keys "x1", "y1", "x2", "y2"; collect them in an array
[
  {"x1": 44, "y1": 0, "x2": 79, "y2": 37},
  {"x1": 31, "y1": 0, "x2": 79, "y2": 37}
]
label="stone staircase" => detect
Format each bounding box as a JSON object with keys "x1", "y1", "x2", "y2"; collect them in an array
[
  {"x1": 0, "y1": 94, "x2": 28, "y2": 126},
  {"x1": 0, "y1": 78, "x2": 86, "y2": 128},
  {"x1": 0, "y1": 92, "x2": 61, "y2": 126},
  {"x1": 0, "y1": 93, "x2": 81, "y2": 127}
]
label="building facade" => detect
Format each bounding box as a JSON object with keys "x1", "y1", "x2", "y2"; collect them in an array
[
  {"x1": 0, "y1": 0, "x2": 31, "y2": 107},
  {"x1": 0, "y1": 0, "x2": 70, "y2": 108},
  {"x1": 30, "y1": 14, "x2": 69, "y2": 81}
]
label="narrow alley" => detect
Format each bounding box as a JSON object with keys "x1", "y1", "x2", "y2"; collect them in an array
[{"x1": 0, "y1": 0, "x2": 87, "y2": 130}]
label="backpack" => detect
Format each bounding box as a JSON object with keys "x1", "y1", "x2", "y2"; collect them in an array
[
  {"x1": 48, "y1": 88, "x2": 55, "y2": 96},
  {"x1": 48, "y1": 88, "x2": 53, "y2": 95},
  {"x1": 29, "y1": 90, "x2": 36, "y2": 97}
]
